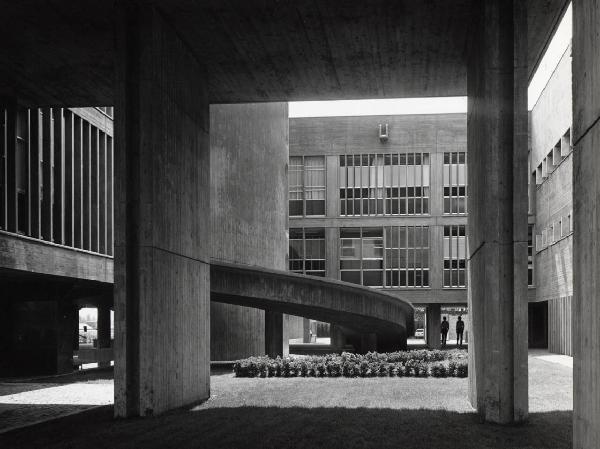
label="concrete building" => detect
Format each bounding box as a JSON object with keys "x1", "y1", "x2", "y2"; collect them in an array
[
  {"x1": 529, "y1": 43, "x2": 573, "y2": 356},
  {"x1": 288, "y1": 113, "x2": 468, "y2": 349},
  {"x1": 4, "y1": 1, "x2": 600, "y2": 447},
  {"x1": 0, "y1": 105, "x2": 115, "y2": 376}
]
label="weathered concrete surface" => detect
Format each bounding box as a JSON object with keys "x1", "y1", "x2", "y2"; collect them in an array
[
  {"x1": 210, "y1": 261, "x2": 413, "y2": 352},
  {"x1": 265, "y1": 312, "x2": 289, "y2": 358},
  {"x1": 572, "y1": 2, "x2": 600, "y2": 446},
  {"x1": 0, "y1": 233, "x2": 112, "y2": 284},
  {"x1": 425, "y1": 304, "x2": 441, "y2": 350},
  {"x1": 210, "y1": 102, "x2": 288, "y2": 360},
  {"x1": 113, "y1": 5, "x2": 210, "y2": 417},
  {"x1": 0, "y1": 1, "x2": 568, "y2": 106},
  {"x1": 467, "y1": 0, "x2": 528, "y2": 424}
]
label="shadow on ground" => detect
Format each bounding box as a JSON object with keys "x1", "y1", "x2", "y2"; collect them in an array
[{"x1": 0, "y1": 405, "x2": 571, "y2": 449}]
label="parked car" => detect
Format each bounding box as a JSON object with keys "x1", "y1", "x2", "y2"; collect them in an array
[{"x1": 414, "y1": 328, "x2": 424, "y2": 338}]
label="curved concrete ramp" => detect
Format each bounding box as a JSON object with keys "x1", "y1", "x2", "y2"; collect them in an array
[{"x1": 210, "y1": 261, "x2": 414, "y2": 351}]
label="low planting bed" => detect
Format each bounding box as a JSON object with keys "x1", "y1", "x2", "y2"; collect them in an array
[{"x1": 233, "y1": 350, "x2": 468, "y2": 378}]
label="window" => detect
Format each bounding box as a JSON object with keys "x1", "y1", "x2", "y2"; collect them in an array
[
  {"x1": 528, "y1": 224, "x2": 534, "y2": 287},
  {"x1": 288, "y1": 156, "x2": 325, "y2": 216},
  {"x1": 289, "y1": 228, "x2": 325, "y2": 276},
  {"x1": 340, "y1": 227, "x2": 383, "y2": 286},
  {"x1": 339, "y1": 153, "x2": 430, "y2": 216},
  {"x1": 443, "y1": 225, "x2": 467, "y2": 288},
  {"x1": 340, "y1": 226, "x2": 429, "y2": 288},
  {"x1": 385, "y1": 225, "x2": 430, "y2": 288},
  {"x1": 16, "y1": 108, "x2": 29, "y2": 234},
  {"x1": 96, "y1": 107, "x2": 114, "y2": 118},
  {"x1": 443, "y1": 152, "x2": 467, "y2": 214}
]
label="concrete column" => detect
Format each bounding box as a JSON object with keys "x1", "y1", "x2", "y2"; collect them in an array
[
  {"x1": 426, "y1": 304, "x2": 441, "y2": 349},
  {"x1": 265, "y1": 311, "x2": 289, "y2": 358},
  {"x1": 359, "y1": 333, "x2": 377, "y2": 354},
  {"x1": 114, "y1": 3, "x2": 210, "y2": 417},
  {"x1": 466, "y1": 0, "x2": 528, "y2": 424},
  {"x1": 97, "y1": 302, "x2": 111, "y2": 368},
  {"x1": 330, "y1": 324, "x2": 345, "y2": 350},
  {"x1": 303, "y1": 318, "x2": 311, "y2": 343},
  {"x1": 573, "y1": 2, "x2": 600, "y2": 447},
  {"x1": 325, "y1": 227, "x2": 339, "y2": 279},
  {"x1": 210, "y1": 103, "x2": 288, "y2": 360},
  {"x1": 56, "y1": 300, "x2": 78, "y2": 374}
]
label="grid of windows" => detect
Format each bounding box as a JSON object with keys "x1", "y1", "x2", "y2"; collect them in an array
[
  {"x1": 289, "y1": 156, "x2": 326, "y2": 216},
  {"x1": 340, "y1": 227, "x2": 383, "y2": 286},
  {"x1": 289, "y1": 228, "x2": 326, "y2": 276},
  {"x1": 443, "y1": 225, "x2": 467, "y2": 288},
  {"x1": 443, "y1": 152, "x2": 467, "y2": 214},
  {"x1": 384, "y1": 225, "x2": 430, "y2": 288},
  {"x1": 339, "y1": 153, "x2": 430, "y2": 216},
  {"x1": 1, "y1": 106, "x2": 114, "y2": 256},
  {"x1": 339, "y1": 226, "x2": 430, "y2": 288},
  {"x1": 528, "y1": 224, "x2": 534, "y2": 286}
]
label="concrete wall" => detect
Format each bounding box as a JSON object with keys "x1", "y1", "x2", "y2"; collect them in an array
[
  {"x1": 530, "y1": 43, "x2": 573, "y2": 356},
  {"x1": 548, "y1": 296, "x2": 572, "y2": 356},
  {"x1": 210, "y1": 102, "x2": 289, "y2": 360},
  {"x1": 290, "y1": 114, "x2": 466, "y2": 157},
  {"x1": 533, "y1": 157, "x2": 573, "y2": 301},
  {"x1": 530, "y1": 45, "x2": 572, "y2": 168}
]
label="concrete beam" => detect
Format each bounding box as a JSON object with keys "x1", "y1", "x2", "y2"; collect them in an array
[
  {"x1": 0, "y1": 232, "x2": 113, "y2": 283},
  {"x1": 466, "y1": 0, "x2": 528, "y2": 424},
  {"x1": 113, "y1": 3, "x2": 210, "y2": 417}
]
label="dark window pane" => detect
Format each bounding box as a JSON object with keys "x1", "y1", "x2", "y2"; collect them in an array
[
  {"x1": 362, "y1": 260, "x2": 383, "y2": 270},
  {"x1": 306, "y1": 200, "x2": 325, "y2": 216},
  {"x1": 340, "y1": 259, "x2": 361, "y2": 270},
  {"x1": 289, "y1": 200, "x2": 303, "y2": 216},
  {"x1": 363, "y1": 271, "x2": 383, "y2": 286},
  {"x1": 341, "y1": 271, "x2": 361, "y2": 285}
]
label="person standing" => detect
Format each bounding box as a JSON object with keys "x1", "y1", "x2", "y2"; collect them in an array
[
  {"x1": 456, "y1": 315, "x2": 465, "y2": 348},
  {"x1": 441, "y1": 317, "x2": 449, "y2": 347}
]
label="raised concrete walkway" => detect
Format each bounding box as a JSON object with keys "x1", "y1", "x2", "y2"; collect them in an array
[{"x1": 211, "y1": 261, "x2": 414, "y2": 350}]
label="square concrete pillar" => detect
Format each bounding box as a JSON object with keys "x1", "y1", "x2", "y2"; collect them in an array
[
  {"x1": 265, "y1": 311, "x2": 289, "y2": 358},
  {"x1": 466, "y1": 0, "x2": 528, "y2": 424},
  {"x1": 573, "y1": 2, "x2": 600, "y2": 447},
  {"x1": 114, "y1": 3, "x2": 210, "y2": 417},
  {"x1": 303, "y1": 318, "x2": 311, "y2": 343},
  {"x1": 425, "y1": 304, "x2": 441, "y2": 350},
  {"x1": 359, "y1": 333, "x2": 377, "y2": 354},
  {"x1": 330, "y1": 324, "x2": 346, "y2": 350},
  {"x1": 97, "y1": 301, "x2": 111, "y2": 368}
]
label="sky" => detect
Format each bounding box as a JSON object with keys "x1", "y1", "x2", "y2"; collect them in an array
[{"x1": 288, "y1": 3, "x2": 572, "y2": 118}]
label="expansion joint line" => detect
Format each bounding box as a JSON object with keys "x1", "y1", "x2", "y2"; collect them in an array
[{"x1": 468, "y1": 239, "x2": 529, "y2": 261}]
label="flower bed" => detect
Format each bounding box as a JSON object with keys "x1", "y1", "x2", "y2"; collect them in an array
[{"x1": 233, "y1": 350, "x2": 468, "y2": 379}]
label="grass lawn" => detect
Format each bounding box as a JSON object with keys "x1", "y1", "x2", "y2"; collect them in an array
[{"x1": 0, "y1": 354, "x2": 572, "y2": 449}]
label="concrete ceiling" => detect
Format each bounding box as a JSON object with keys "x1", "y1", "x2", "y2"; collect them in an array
[{"x1": 0, "y1": 0, "x2": 569, "y2": 106}]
